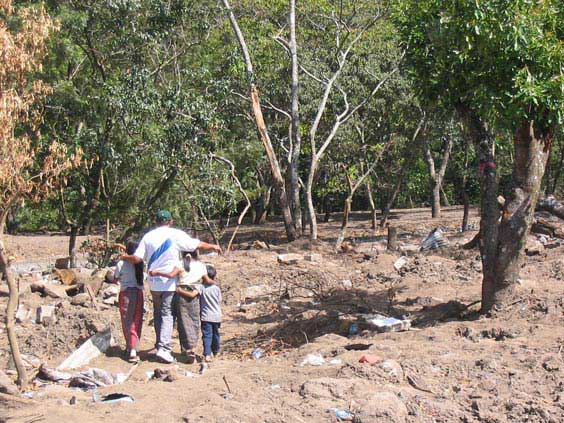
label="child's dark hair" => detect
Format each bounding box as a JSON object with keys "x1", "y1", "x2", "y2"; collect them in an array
[
  {"x1": 206, "y1": 264, "x2": 217, "y2": 280},
  {"x1": 126, "y1": 239, "x2": 144, "y2": 286},
  {"x1": 181, "y1": 250, "x2": 199, "y2": 272}
]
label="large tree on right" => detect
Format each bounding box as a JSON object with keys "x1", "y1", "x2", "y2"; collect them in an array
[{"x1": 393, "y1": 0, "x2": 564, "y2": 312}]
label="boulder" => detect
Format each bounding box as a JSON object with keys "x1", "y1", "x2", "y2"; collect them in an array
[
  {"x1": 101, "y1": 285, "x2": 119, "y2": 299},
  {"x1": 71, "y1": 293, "x2": 91, "y2": 306},
  {"x1": 53, "y1": 269, "x2": 77, "y2": 286},
  {"x1": 304, "y1": 253, "x2": 322, "y2": 262},
  {"x1": 355, "y1": 391, "x2": 408, "y2": 423}
]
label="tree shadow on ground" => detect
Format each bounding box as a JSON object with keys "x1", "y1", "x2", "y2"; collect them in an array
[{"x1": 223, "y1": 286, "x2": 481, "y2": 356}]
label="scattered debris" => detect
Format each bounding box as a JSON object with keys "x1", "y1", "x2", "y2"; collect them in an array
[
  {"x1": 393, "y1": 256, "x2": 408, "y2": 272},
  {"x1": 57, "y1": 327, "x2": 113, "y2": 370},
  {"x1": 300, "y1": 353, "x2": 325, "y2": 366},
  {"x1": 36, "y1": 305, "x2": 56, "y2": 325},
  {"x1": 99, "y1": 393, "x2": 134, "y2": 404},
  {"x1": 361, "y1": 314, "x2": 411, "y2": 333},
  {"x1": 359, "y1": 354, "x2": 382, "y2": 365},
  {"x1": 304, "y1": 253, "x2": 321, "y2": 262},
  {"x1": 327, "y1": 408, "x2": 353, "y2": 421},
  {"x1": 419, "y1": 228, "x2": 450, "y2": 251},
  {"x1": 277, "y1": 253, "x2": 302, "y2": 265},
  {"x1": 251, "y1": 348, "x2": 264, "y2": 359}
]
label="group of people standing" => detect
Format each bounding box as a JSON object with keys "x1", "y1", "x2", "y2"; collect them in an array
[{"x1": 113, "y1": 210, "x2": 223, "y2": 364}]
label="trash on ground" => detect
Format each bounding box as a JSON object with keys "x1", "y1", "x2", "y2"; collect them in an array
[
  {"x1": 419, "y1": 228, "x2": 449, "y2": 251},
  {"x1": 251, "y1": 348, "x2": 264, "y2": 359},
  {"x1": 300, "y1": 353, "x2": 325, "y2": 366},
  {"x1": 393, "y1": 256, "x2": 409, "y2": 272},
  {"x1": 57, "y1": 327, "x2": 113, "y2": 370},
  {"x1": 329, "y1": 358, "x2": 342, "y2": 365},
  {"x1": 361, "y1": 314, "x2": 411, "y2": 333},
  {"x1": 359, "y1": 354, "x2": 382, "y2": 365},
  {"x1": 327, "y1": 408, "x2": 354, "y2": 421},
  {"x1": 100, "y1": 393, "x2": 134, "y2": 404},
  {"x1": 344, "y1": 343, "x2": 372, "y2": 351}
]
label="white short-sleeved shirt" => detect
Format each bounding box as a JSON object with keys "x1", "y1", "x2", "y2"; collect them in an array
[
  {"x1": 134, "y1": 226, "x2": 200, "y2": 291},
  {"x1": 177, "y1": 260, "x2": 207, "y2": 287},
  {"x1": 114, "y1": 260, "x2": 140, "y2": 291}
]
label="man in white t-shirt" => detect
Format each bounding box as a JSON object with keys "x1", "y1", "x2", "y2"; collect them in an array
[{"x1": 122, "y1": 210, "x2": 221, "y2": 363}]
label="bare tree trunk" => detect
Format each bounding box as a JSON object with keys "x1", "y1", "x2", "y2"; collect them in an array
[
  {"x1": 69, "y1": 224, "x2": 78, "y2": 268},
  {"x1": 490, "y1": 120, "x2": 550, "y2": 309},
  {"x1": 366, "y1": 177, "x2": 377, "y2": 230},
  {"x1": 0, "y1": 237, "x2": 27, "y2": 390},
  {"x1": 288, "y1": 0, "x2": 302, "y2": 236},
  {"x1": 335, "y1": 197, "x2": 352, "y2": 250},
  {"x1": 422, "y1": 129, "x2": 453, "y2": 219},
  {"x1": 222, "y1": 0, "x2": 296, "y2": 242}
]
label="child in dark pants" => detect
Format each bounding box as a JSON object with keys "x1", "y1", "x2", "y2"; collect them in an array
[
  {"x1": 174, "y1": 264, "x2": 222, "y2": 363},
  {"x1": 200, "y1": 265, "x2": 222, "y2": 362}
]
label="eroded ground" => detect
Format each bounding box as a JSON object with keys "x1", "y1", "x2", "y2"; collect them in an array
[{"x1": 1, "y1": 207, "x2": 563, "y2": 423}]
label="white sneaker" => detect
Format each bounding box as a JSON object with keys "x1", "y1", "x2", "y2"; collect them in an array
[{"x1": 156, "y1": 349, "x2": 175, "y2": 364}]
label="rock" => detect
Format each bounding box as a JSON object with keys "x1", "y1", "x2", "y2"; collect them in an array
[
  {"x1": 304, "y1": 253, "x2": 321, "y2": 262},
  {"x1": 525, "y1": 237, "x2": 545, "y2": 256},
  {"x1": 379, "y1": 360, "x2": 404, "y2": 382},
  {"x1": 55, "y1": 257, "x2": 70, "y2": 269},
  {"x1": 0, "y1": 369, "x2": 18, "y2": 395},
  {"x1": 252, "y1": 240, "x2": 268, "y2": 250},
  {"x1": 277, "y1": 253, "x2": 302, "y2": 265},
  {"x1": 342, "y1": 279, "x2": 352, "y2": 289},
  {"x1": 356, "y1": 391, "x2": 408, "y2": 423},
  {"x1": 105, "y1": 269, "x2": 116, "y2": 284},
  {"x1": 53, "y1": 269, "x2": 78, "y2": 286},
  {"x1": 71, "y1": 293, "x2": 91, "y2": 306},
  {"x1": 101, "y1": 285, "x2": 119, "y2": 299},
  {"x1": 36, "y1": 305, "x2": 57, "y2": 324}
]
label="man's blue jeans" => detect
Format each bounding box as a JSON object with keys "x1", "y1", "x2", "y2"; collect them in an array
[{"x1": 201, "y1": 321, "x2": 221, "y2": 356}]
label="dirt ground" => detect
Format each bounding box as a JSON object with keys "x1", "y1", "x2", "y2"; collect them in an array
[{"x1": 1, "y1": 206, "x2": 563, "y2": 423}]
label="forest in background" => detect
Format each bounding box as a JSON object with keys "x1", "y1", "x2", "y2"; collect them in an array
[{"x1": 2, "y1": 0, "x2": 564, "y2": 313}]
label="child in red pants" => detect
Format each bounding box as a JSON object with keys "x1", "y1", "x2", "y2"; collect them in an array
[{"x1": 114, "y1": 241, "x2": 145, "y2": 362}]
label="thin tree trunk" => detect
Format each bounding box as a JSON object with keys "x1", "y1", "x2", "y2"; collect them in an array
[
  {"x1": 335, "y1": 197, "x2": 352, "y2": 250},
  {"x1": 441, "y1": 186, "x2": 451, "y2": 207},
  {"x1": 289, "y1": 0, "x2": 302, "y2": 235},
  {"x1": 69, "y1": 224, "x2": 78, "y2": 268},
  {"x1": 0, "y1": 237, "x2": 27, "y2": 389},
  {"x1": 387, "y1": 226, "x2": 398, "y2": 250},
  {"x1": 366, "y1": 177, "x2": 377, "y2": 230},
  {"x1": 222, "y1": 0, "x2": 296, "y2": 242}
]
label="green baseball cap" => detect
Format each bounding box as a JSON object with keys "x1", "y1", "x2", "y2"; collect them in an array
[{"x1": 156, "y1": 209, "x2": 172, "y2": 223}]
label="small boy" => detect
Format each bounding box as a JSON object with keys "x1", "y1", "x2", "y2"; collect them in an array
[{"x1": 175, "y1": 264, "x2": 222, "y2": 362}]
